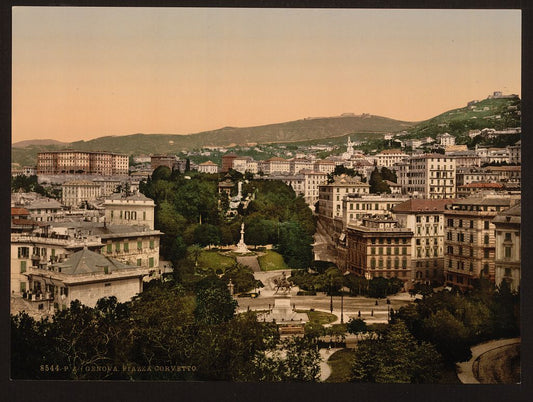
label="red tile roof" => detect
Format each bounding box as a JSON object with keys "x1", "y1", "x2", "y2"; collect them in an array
[{"x1": 11, "y1": 207, "x2": 30, "y2": 216}]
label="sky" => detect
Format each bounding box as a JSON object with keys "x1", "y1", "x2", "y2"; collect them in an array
[{"x1": 12, "y1": 7, "x2": 521, "y2": 143}]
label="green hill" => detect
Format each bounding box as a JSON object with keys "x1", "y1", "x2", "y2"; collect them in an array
[
  {"x1": 404, "y1": 96, "x2": 521, "y2": 142},
  {"x1": 11, "y1": 114, "x2": 413, "y2": 166}
]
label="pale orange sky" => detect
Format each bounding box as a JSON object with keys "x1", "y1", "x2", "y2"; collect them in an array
[{"x1": 12, "y1": 7, "x2": 521, "y2": 143}]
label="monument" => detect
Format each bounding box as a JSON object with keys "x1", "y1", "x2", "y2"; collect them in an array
[{"x1": 235, "y1": 222, "x2": 250, "y2": 254}]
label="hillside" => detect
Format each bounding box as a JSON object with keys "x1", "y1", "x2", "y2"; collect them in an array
[
  {"x1": 404, "y1": 96, "x2": 521, "y2": 142},
  {"x1": 12, "y1": 139, "x2": 69, "y2": 148},
  {"x1": 11, "y1": 114, "x2": 413, "y2": 166}
]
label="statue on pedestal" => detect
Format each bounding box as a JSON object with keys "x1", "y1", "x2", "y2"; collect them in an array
[{"x1": 235, "y1": 222, "x2": 250, "y2": 254}]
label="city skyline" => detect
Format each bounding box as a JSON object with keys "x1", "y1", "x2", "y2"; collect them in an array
[{"x1": 12, "y1": 7, "x2": 521, "y2": 143}]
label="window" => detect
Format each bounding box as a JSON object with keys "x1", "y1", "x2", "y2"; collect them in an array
[
  {"x1": 435, "y1": 216, "x2": 440, "y2": 222},
  {"x1": 505, "y1": 247, "x2": 512, "y2": 258},
  {"x1": 107, "y1": 244, "x2": 112, "y2": 253},
  {"x1": 104, "y1": 283, "x2": 111, "y2": 287},
  {"x1": 394, "y1": 247, "x2": 399, "y2": 255},
  {"x1": 470, "y1": 220, "x2": 474, "y2": 229},
  {"x1": 143, "y1": 211, "x2": 146, "y2": 220},
  {"x1": 137, "y1": 241, "x2": 142, "y2": 250},
  {"x1": 402, "y1": 247, "x2": 407, "y2": 255},
  {"x1": 371, "y1": 258, "x2": 376, "y2": 269},
  {"x1": 459, "y1": 219, "x2": 463, "y2": 228},
  {"x1": 124, "y1": 242, "x2": 129, "y2": 252},
  {"x1": 371, "y1": 247, "x2": 376, "y2": 255},
  {"x1": 111, "y1": 210, "x2": 114, "y2": 218},
  {"x1": 137, "y1": 259, "x2": 142, "y2": 266},
  {"x1": 484, "y1": 221, "x2": 490, "y2": 230},
  {"x1": 115, "y1": 243, "x2": 120, "y2": 252},
  {"x1": 394, "y1": 258, "x2": 399, "y2": 268},
  {"x1": 416, "y1": 239, "x2": 421, "y2": 245},
  {"x1": 149, "y1": 258, "x2": 154, "y2": 268},
  {"x1": 504, "y1": 268, "x2": 512, "y2": 277},
  {"x1": 484, "y1": 235, "x2": 489, "y2": 245},
  {"x1": 18, "y1": 247, "x2": 29, "y2": 258},
  {"x1": 447, "y1": 219, "x2": 454, "y2": 227},
  {"x1": 378, "y1": 247, "x2": 383, "y2": 255},
  {"x1": 505, "y1": 232, "x2": 512, "y2": 242},
  {"x1": 378, "y1": 259, "x2": 383, "y2": 268},
  {"x1": 20, "y1": 261, "x2": 26, "y2": 273},
  {"x1": 132, "y1": 211, "x2": 137, "y2": 220},
  {"x1": 20, "y1": 282, "x2": 26, "y2": 292},
  {"x1": 484, "y1": 249, "x2": 490, "y2": 258},
  {"x1": 387, "y1": 248, "x2": 391, "y2": 255},
  {"x1": 150, "y1": 240, "x2": 155, "y2": 249},
  {"x1": 416, "y1": 216, "x2": 421, "y2": 223},
  {"x1": 104, "y1": 266, "x2": 109, "y2": 274}
]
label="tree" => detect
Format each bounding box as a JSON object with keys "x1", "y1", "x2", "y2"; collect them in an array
[
  {"x1": 252, "y1": 336, "x2": 321, "y2": 382},
  {"x1": 194, "y1": 277, "x2": 237, "y2": 325},
  {"x1": 187, "y1": 244, "x2": 203, "y2": 269},
  {"x1": 277, "y1": 221, "x2": 313, "y2": 269},
  {"x1": 193, "y1": 224, "x2": 221, "y2": 248},
  {"x1": 347, "y1": 318, "x2": 368, "y2": 339},
  {"x1": 351, "y1": 321, "x2": 443, "y2": 383},
  {"x1": 380, "y1": 167, "x2": 397, "y2": 183}
]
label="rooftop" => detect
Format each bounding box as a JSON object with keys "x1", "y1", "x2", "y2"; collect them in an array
[
  {"x1": 393, "y1": 198, "x2": 454, "y2": 213},
  {"x1": 51, "y1": 248, "x2": 137, "y2": 275}
]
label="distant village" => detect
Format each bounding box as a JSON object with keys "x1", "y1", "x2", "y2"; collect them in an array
[{"x1": 11, "y1": 91, "x2": 521, "y2": 320}]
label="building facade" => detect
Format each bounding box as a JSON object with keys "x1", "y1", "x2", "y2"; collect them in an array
[
  {"x1": 61, "y1": 180, "x2": 101, "y2": 208},
  {"x1": 443, "y1": 195, "x2": 519, "y2": 290},
  {"x1": 37, "y1": 151, "x2": 128, "y2": 176},
  {"x1": 493, "y1": 203, "x2": 521, "y2": 291},
  {"x1": 406, "y1": 154, "x2": 456, "y2": 198},
  {"x1": 345, "y1": 216, "x2": 413, "y2": 285},
  {"x1": 393, "y1": 199, "x2": 453, "y2": 284}
]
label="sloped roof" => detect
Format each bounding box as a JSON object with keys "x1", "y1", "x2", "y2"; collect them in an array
[
  {"x1": 27, "y1": 198, "x2": 63, "y2": 210},
  {"x1": 11, "y1": 207, "x2": 30, "y2": 216},
  {"x1": 51, "y1": 248, "x2": 136, "y2": 275}
]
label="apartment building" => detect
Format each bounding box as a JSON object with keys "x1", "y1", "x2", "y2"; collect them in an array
[
  {"x1": 393, "y1": 198, "x2": 453, "y2": 284},
  {"x1": 345, "y1": 216, "x2": 413, "y2": 285},
  {"x1": 318, "y1": 175, "x2": 371, "y2": 220},
  {"x1": 406, "y1": 154, "x2": 456, "y2": 198},
  {"x1": 443, "y1": 195, "x2": 519, "y2": 291},
  {"x1": 493, "y1": 203, "x2": 521, "y2": 291}
]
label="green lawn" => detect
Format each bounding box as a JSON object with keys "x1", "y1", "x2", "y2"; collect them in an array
[
  {"x1": 257, "y1": 250, "x2": 289, "y2": 271},
  {"x1": 299, "y1": 310, "x2": 337, "y2": 325},
  {"x1": 325, "y1": 348, "x2": 356, "y2": 383},
  {"x1": 197, "y1": 251, "x2": 236, "y2": 273}
]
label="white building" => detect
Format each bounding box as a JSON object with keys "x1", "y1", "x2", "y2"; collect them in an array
[
  {"x1": 437, "y1": 133, "x2": 456, "y2": 147},
  {"x1": 313, "y1": 160, "x2": 336, "y2": 174},
  {"x1": 493, "y1": 203, "x2": 521, "y2": 291},
  {"x1": 198, "y1": 160, "x2": 220, "y2": 174},
  {"x1": 61, "y1": 180, "x2": 101, "y2": 208},
  {"x1": 393, "y1": 198, "x2": 454, "y2": 284},
  {"x1": 103, "y1": 192, "x2": 155, "y2": 230},
  {"x1": 318, "y1": 175, "x2": 371, "y2": 220},
  {"x1": 406, "y1": 154, "x2": 456, "y2": 199},
  {"x1": 342, "y1": 194, "x2": 409, "y2": 228},
  {"x1": 374, "y1": 149, "x2": 409, "y2": 168}
]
